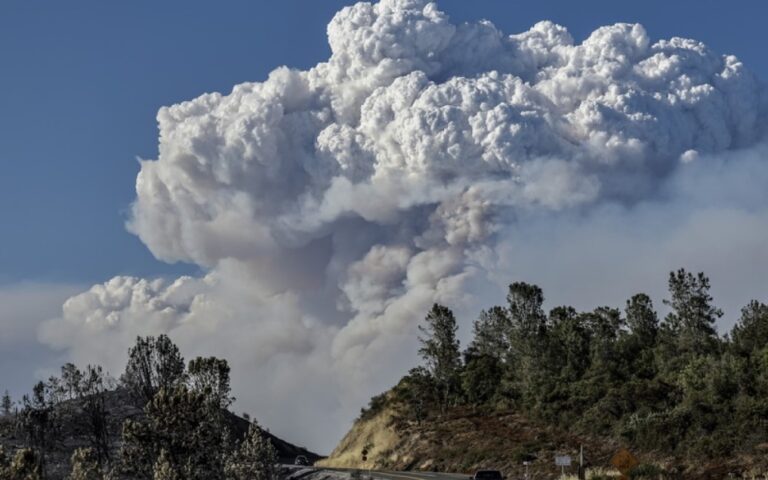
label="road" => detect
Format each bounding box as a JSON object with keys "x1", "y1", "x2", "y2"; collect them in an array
[
  {"x1": 367, "y1": 470, "x2": 468, "y2": 480},
  {"x1": 309, "y1": 467, "x2": 468, "y2": 480}
]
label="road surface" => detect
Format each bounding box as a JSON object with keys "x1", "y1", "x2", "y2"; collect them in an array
[
  {"x1": 307, "y1": 467, "x2": 468, "y2": 480},
  {"x1": 367, "y1": 470, "x2": 468, "y2": 480}
]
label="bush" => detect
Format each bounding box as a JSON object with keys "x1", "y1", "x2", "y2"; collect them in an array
[{"x1": 629, "y1": 463, "x2": 665, "y2": 479}]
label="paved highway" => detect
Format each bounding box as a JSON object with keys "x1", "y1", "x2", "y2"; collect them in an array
[
  {"x1": 310, "y1": 467, "x2": 468, "y2": 480},
  {"x1": 367, "y1": 470, "x2": 468, "y2": 480}
]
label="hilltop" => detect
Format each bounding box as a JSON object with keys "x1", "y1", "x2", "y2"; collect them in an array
[
  {"x1": 322, "y1": 271, "x2": 768, "y2": 479},
  {"x1": 0, "y1": 388, "x2": 319, "y2": 479}
]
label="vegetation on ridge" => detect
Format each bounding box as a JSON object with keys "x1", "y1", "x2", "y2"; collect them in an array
[
  {"x1": 0, "y1": 335, "x2": 309, "y2": 479},
  {"x1": 351, "y1": 269, "x2": 768, "y2": 476}
]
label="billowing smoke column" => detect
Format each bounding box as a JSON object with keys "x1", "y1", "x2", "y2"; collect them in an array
[{"x1": 40, "y1": 0, "x2": 768, "y2": 451}]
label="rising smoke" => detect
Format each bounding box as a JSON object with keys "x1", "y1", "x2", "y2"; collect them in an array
[{"x1": 39, "y1": 0, "x2": 767, "y2": 451}]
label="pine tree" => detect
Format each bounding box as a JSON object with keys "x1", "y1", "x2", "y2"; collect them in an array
[
  {"x1": 469, "y1": 307, "x2": 509, "y2": 360},
  {"x1": 663, "y1": 269, "x2": 722, "y2": 357},
  {"x1": 121, "y1": 385, "x2": 228, "y2": 480},
  {"x1": 121, "y1": 335, "x2": 186, "y2": 406},
  {"x1": 153, "y1": 450, "x2": 179, "y2": 480},
  {"x1": 224, "y1": 422, "x2": 278, "y2": 480},
  {"x1": 78, "y1": 365, "x2": 112, "y2": 466},
  {"x1": 1, "y1": 390, "x2": 12, "y2": 416},
  {"x1": 730, "y1": 300, "x2": 768, "y2": 356},
  {"x1": 67, "y1": 448, "x2": 101, "y2": 480},
  {"x1": 187, "y1": 357, "x2": 234, "y2": 410},
  {"x1": 625, "y1": 294, "x2": 659, "y2": 348},
  {"x1": 506, "y1": 282, "x2": 547, "y2": 355},
  {"x1": 18, "y1": 381, "x2": 60, "y2": 475},
  {"x1": 0, "y1": 446, "x2": 10, "y2": 479},
  {"x1": 61, "y1": 363, "x2": 83, "y2": 401},
  {"x1": 418, "y1": 304, "x2": 462, "y2": 411},
  {"x1": 10, "y1": 448, "x2": 42, "y2": 480}
]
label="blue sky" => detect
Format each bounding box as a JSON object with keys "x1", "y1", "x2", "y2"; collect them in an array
[
  {"x1": 1, "y1": 0, "x2": 767, "y2": 287},
  {"x1": 2, "y1": 0, "x2": 768, "y2": 453}
]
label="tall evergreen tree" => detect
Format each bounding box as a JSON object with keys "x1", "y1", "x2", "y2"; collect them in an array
[
  {"x1": 79, "y1": 365, "x2": 112, "y2": 466},
  {"x1": 625, "y1": 294, "x2": 659, "y2": 349},
  {"x1": 120, "y1": 385, "x2": 228, "y2": 480},
  {"x1": 10, "y1": 448, "x2": 42, "y2": 480},
  {"x1": 0, "y1": 446, "x2": 9, "y2": 479},
  {"x1": 1, "y1": 390, "x2": 12, "y2": 416},
  {"x1": 506, "y1": 282, "x2": 547, "y2": 356},
  {"x1": 730, "y1": 300, "x2": 768, "y2": 356},
  {"x1": 61, "y1": 363, "x2": 83, "y2": 401},
  {"x1": 224, "y1": 422, "x2": 278, "y2": 480},
  {"x1": 469, "y1": 307, "x2": 510, "y2": 360},
  {"x1": 418, "y1": 304, "x2": 462, "y2": 411},
  {"x1": 67, "y1": 448, "x2": 102, "y2": 480},
  {"x1": 152, "y1": 450, "x2": 179, "y2": 480},
  {"x1": 122, "y1": 335, "x2": 186, "y2": 406},
  {"x1": 187, "y1": 357, "x2": 233, "y2": 410},
  {"x1": 663, "y1": 269, "x2": 722, "y2": 357}
]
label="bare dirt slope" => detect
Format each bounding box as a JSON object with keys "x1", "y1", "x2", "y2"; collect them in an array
[
  {"x1": 319, "y1": 405, "x2": 620, "y2": 478},
  {"x1": 319, "y1": 404, "x2": 768, "y2": 479}
]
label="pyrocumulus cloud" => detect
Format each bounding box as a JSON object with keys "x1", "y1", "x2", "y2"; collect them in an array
[{"x1": 40, "y1": 0, "x2": 767, "y2": 452}]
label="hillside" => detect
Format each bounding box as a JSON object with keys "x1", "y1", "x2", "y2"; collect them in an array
[
  {"x1": 0, "y1": 389, "x2": 320, "y2": 479},
  {"x1": 322, "y1": 273, "x2": 768, "y2": 480},
  {"x1": 319, "y1": 396, "x2": 768, "y2": 479},
  {"x1": 318, "y1": 400, "x2": 618, "y2": 476}
]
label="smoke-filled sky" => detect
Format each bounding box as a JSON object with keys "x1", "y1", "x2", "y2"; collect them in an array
[{"x1": 2, "y1": 0, "x2": 768, "y2": 453}]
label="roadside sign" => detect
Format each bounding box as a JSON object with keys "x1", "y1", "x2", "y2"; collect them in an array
[{"x1": 555, "y1": 455, "x2": 571, "y2": 467}]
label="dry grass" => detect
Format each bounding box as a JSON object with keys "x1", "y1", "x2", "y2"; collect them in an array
[{"x1": 316, "y1": 407, "x2": 400, "y2": 469}]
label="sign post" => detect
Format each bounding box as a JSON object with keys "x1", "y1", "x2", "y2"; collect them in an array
[{"x1": 555, "y1": 455, "x2": 571, "y2": 478}]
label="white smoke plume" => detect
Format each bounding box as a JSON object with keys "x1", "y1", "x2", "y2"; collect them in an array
[{"x1": 39, "y1": 0, "x2": 768, "y2": 452}]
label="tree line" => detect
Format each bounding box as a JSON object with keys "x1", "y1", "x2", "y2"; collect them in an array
[
  {"x1": 374, "y1": 269, "x2": 768, "y2": 459},
  {"x1": 0, "y1": 335, "x2": 277, "y2": 480}
]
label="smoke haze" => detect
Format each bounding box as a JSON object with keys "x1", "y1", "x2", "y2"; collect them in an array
[{"x1": 38, "y1": 0, "x2": 768, "y2": 452}]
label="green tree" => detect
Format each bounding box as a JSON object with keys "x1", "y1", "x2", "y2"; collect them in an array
[
  {"x1": 548, "y1": 306, "x2": 590, "y2": 381},
  {"x1": 10, "y1": 448, "x2": 42, "y2": 480},
  {"x1": 625, "y1": 294, "x2": 659, "y2": 348},
  {"x1": 394, "y1": 367, "x2": 435, "y2": 424},
  {"x1": 584, "y1": 306, "x2": 624, "y2": 375},
  {"x1": 503, "y1": 282, "x2": 548, "y2": 403},
  {"x1": 187, "y1": 357, "x2": 233, "y2": 410},
  {"x1": 17, "y1": 381, "x2": 60, "y2": 475},
  {"x1": 0, "y1": 446, "x2": 10, "y2": 479},
  {"x1": 79, "y1": 365, "x2": 112, "y2": 465},
  {"x1": 506, "y1": 282, "x2": 547, "y2": 355},
  {"x1": 730, "y1": 300, "x2": 768, "y2": 356},
  {"x1": 120, "y1": 385, "x2": 228, "y2": 480},
  {"x1": 67, "y1": 448, "x2": 101, "y2": 480},
  {"x1": 418, "y1": 304, "x2": 462, "y2": 411},
  {"x1": 623, "y1": 294, "x2": 660, "y2": 380},
  {"x1": 662, "y1": 269, "x2": 722, "y2": 357},
  {"x1": 2, "y1": 390, "x2": 12, "y2": 416},
  {"x1": 461, "y1": 348, "x2": 502, "y2": 406},
  {"x1": 152, "y1": 450, "x2": 179, "y2": 480},
  {"x1": 468, "y1": 307, "x2": 510, "y2": 360},
  {"x1": 61, "y1": 363, "x2": 83, "y2": 401},
  {"x1": 224, "y1": 422, "x2": 278, "y2": 480},
  {"x1": 122, "y1": 335, "x2": 186, "y2": 406}
]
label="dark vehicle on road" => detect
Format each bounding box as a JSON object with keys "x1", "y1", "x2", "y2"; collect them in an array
[
  {"x1": 471, "y1": 470, "x2": 505, "y2": 480},
  {"x1": 295, "y1": 455, "x2": 309, "y2": 466}
]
